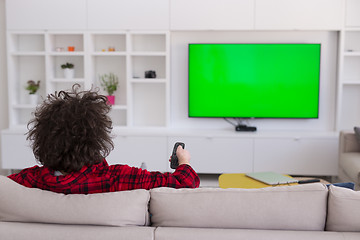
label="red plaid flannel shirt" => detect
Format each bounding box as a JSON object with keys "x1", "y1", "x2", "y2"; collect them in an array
[{"x1": 7, "y1": 159, "x2": 200, "y2": 194}]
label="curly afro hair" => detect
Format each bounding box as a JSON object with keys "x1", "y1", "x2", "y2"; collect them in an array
[{"x1": 26, "y1": 84, "x2": 114, "y2": 173}]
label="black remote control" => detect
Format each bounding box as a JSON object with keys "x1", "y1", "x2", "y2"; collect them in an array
[{"x1": 170, "y1": 142, "x2": 185, "y2": 169}]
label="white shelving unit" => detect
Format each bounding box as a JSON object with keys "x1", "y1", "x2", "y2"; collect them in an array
[
  {"x1": 6, "y1": 31, "x2": 170, "y2": 129},
  {"x1": 336, "y1": 0, "x2": 360, "y2": 130}
]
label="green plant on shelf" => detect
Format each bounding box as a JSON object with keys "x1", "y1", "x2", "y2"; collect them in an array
[
  {"x1": 25, "y1": 80, "x2": 40, "y2": 94},
  {"x1": 61, "y1": 62, "x2": 74, "y2": 69},
  {"x1": 100, "y1": 73, "x2": 119, "y2": 96}
]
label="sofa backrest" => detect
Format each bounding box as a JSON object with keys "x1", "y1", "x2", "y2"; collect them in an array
[
  {"x1": 150, "y1": 183, "x2": 328, "y2": 231},
  {"x1": 0, "y1": 176, "x2": 150, "y2": 227},
  {"x1": 326, "y1": 185, "x2": 360, "y2": 232},
  {"x1": 340, "y1": 131, "x2": 360, "y2": 153}
]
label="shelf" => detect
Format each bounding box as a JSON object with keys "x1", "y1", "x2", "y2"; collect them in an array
[
  {"x1": 112, "y1": 105, "x2": 127, "y2": 110},
  {"x1": 11, "y1": 52, "x2": 45, "y2": 56},
  {"x1": 345, "y1": 28, "x2": 360, "y2": 31},
  {"x1": 50, "y1": 78, "x2": 86, "y2": 83},
  {"x1": 91, "y1": 52, "x2": 126, "y2": 56},
  {"x1": 12, "y1": 104, "x2": 36, "y2": 109},
  {"x1": 342, "y1": 80, "x2": 360, "y2": 85},
  {"x1": 344, "y1": 51, "x2": 360, "y2": 56},
  {"x1": 49, "y1": 52, "x2": 85, "y2": 56},
  {"x1": 131, "y1": 78, "x2": 167, "y2": 84},
  {"x1": 130, "y1": 52, "x2": 167, "y2": 56}
]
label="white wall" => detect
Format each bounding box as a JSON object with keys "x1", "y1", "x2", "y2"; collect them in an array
[
  {"x1": 0, "y1": 0, "x2": 9, "y2": 175},
  {"x1": 170, "y1": 31, "x2": 338, "y2": 131}
]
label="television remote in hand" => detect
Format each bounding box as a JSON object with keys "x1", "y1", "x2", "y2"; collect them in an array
[{"x1": 170, "y1": 142, "x2": 185, "y2": 169}]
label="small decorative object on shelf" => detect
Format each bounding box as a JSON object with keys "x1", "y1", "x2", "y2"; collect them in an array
[
  {"x1": 145, "y1": 70, "x2": 156, "y2": 78},
  {"x1": 108, "y1": 46, "x2": 115, "y2": 52},
  {"x1": 55, "y1": 47, "x2": 64, "y2": 52},
  {"x1": 26, "y1": 80, "x2": 40, "y2": 105},
  {"x1": 68, "y1": 46, "x2": 75, "y2": 52},
  {"x1": 61, "y1": 62, "x2": 75, "y2": 79},
  {"x1": 100, "y1": 72, "x2": 119, "y2": 105}
]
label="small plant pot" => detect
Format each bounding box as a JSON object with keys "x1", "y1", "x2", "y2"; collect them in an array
[
  {"x1": 106, "y1": 95, "x2": 115, "y2": 105},
  {"x1": 63, "y1": 69, "x2": 75, "y2": 79},
  {"x1": 29, "y1": 94, "x2": 38, "y2": 105}
]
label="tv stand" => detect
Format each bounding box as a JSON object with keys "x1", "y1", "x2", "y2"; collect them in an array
[{"x1": 235, "y1": 124, "x2": 257, "y2": 132}]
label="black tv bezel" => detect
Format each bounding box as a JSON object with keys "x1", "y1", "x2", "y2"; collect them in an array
[{"x1": 187, "y1": 43, "x2": 321, "y2": 119}]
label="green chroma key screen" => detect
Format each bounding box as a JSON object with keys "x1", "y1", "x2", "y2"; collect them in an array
[{"x1": 188, "y1": 43, "x2": 321, "y2": 118}]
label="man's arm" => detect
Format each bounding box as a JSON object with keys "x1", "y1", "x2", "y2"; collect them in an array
[{"x1": 112, "y1": 147, "x2": 200, "y2": 190}]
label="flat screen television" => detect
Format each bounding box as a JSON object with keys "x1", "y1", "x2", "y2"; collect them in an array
[{"x1": 188, "y1": 43, "x2": 321, "y2": 118}]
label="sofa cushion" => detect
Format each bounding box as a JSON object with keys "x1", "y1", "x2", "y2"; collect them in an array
[
  {"x1": 0, "y1": 176, "x2": 150, "y2": 227},
  {"x1": 0, "y1": 222, "x2": 155, "y2": 240},
  {"x1": 326, "y1": 185, "x2": 360, "y2": 232},
  {"x1": 154, "y1": 227, "x2": 350, "y2": 240},
  {"x1": 339, "y1": 152, "x2": 360, "y2": 183},
  {"x1": 150, "y1": 183, "x2": 328, "y2": 231},
  {"x1": 342, "y1": 132, "x2": 360, "y2": 152}
]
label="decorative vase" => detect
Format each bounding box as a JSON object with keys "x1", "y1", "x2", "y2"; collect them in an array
[
  {"x1": 106, "y1": 95, "x2": 115, "y2": 105},
  {"x1": 63, "y1": 68, "x2": 75, "y2": 79},
  {"x1": 29, "y1": 94, "x2": 38, "y2": 105}
]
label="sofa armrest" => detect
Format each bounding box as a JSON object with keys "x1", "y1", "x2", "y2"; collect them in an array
[{"x1": 340, "y1": 131, "x2": 360, "y2": 154}]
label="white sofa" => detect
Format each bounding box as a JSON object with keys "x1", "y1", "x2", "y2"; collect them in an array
[
  {"x1": 339, "y1": 131, "x2": 360, "y2": 190},
  {"x1": 1, "y1": 176, "x2": 360, "y2": 240}
]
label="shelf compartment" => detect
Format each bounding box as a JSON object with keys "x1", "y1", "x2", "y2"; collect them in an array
[
  {"x1": 344, "y1": 31, "x2": 360, "y2": 52},
  {"x1": 48, "y1": 33, "x2": 84, "y2": 52},
  {"x1": 9, "y1": 33, "x2": 45, "y2": 52},
  {"x1": 132, "y1": 83, "x2": 166, "y2": 127},
  {"x1": 131, "y1": 56, "x2": 166, "y2": 79},
  {"x1": 343, "y1": 57, "x2": 360, "y2": 82},
  {"x1": 131, "y1": 34, "x2": 166, "y2": 52},
  {"x1": 92, "y1": 56, "x2": 127, "y2": 106},
  {"x1": 13, "y1": 108, "x2": 35, "y2": 126},
  {"x1": 49, "y1": 55, "x2": 84, "y2": 79},
  {"x1": 109, "y1": 108, "x2": 127, "y2": 126},
  {"x1": 91, "y1": 33, "x2": 126, "y2": 52},
  {"x1": 339, "y1": 85, "x2": 360, "y2": 129},
  {"x1": 9, "y1": 55, "x2": 46, "y2": 105}
]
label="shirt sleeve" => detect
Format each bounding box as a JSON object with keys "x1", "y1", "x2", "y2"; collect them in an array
[
  {"x1": 7, "y1": 167, "x2": 37, "y2": 188},
  {"x1": 111, "y1": 164, "x2": 200, "y2": 190}
]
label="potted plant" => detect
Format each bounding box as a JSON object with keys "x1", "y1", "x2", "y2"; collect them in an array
[
  {"x1": 61, "y1": 62, "x2": 75, "y2": 79},
  {"x1": 100, "y1": 73, "x2": 119, "y2": 105},
  {"x1": 25, "y1": 80, "x2": 40, "y2": 105}
]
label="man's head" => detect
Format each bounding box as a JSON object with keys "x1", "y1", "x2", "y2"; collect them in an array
[{"x1": 27, "y1": 85, "x2": 114, "y2": 173}]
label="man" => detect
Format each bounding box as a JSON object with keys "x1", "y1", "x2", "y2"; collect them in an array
[{"x1": 8, "y1": 85, "x2": 200, "y2": 194}]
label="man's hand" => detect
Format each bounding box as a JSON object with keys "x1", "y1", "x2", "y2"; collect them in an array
[{"x1": 176, "y1": 145, "x2": 191, "y2": 166}]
